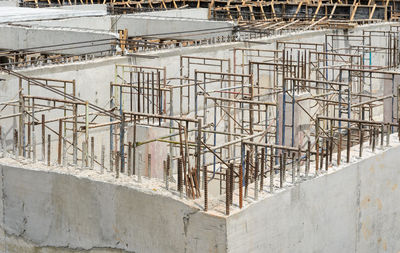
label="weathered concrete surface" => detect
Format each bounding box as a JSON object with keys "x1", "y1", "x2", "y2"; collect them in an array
[
  {"x1": 0, "y1": 138, "x2": 399, "y2": 252},
  {"x1": 227, "y1": 143, "x2": 400, "y2": 253},
  {"x1": 0, "y1": 162, "x2": 226, "y2": 253}
]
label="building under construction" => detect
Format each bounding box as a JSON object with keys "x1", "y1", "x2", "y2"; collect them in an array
[{"x1": 0, "y1": 0, "x2": 400, "y2": 252}]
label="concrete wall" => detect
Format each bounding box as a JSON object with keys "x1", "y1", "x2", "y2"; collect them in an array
[
  {"x1": 0, "y1": 25, "x2": 116, "y2": 55},
  {"x1": 116, "y1": 16, "x2": 234, "y2": 40},
  {"x1": 0, "y1": 162, "x2": 227, "y2": 252},
  {"x1": 135, "y1": 8, "x2": 209, "y2": 19},
  {"x1": 0, "y1": 135, "x2": 399, "y2": 252},
  {"x1": 227, "y1": 142, "x2": 400, "y2": 253}
]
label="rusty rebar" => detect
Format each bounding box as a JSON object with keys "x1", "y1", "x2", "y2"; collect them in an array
[
  {"x1": 254, "y1": 152, "x2": 259, "y2": 200},
  {"x1": 244, "y1": 150, "x2": 250, "y2": 198},
  {"x1": 41, "y1": 114, "x2": 45, "y2": 161},
  {"x1": 337, "y1": 132, "x2": 342, "y2": 166},
  {"x1": 346, "y1": 128, "x2": 351, "y2": 162},
  {"x1": 13, "y1": 129, "x2": 18, "y2": 159},
  {"x1": 359, "y1": 125, "x2": 363, "y2": 158},
  {"x1": 127, "y1": 142, "x2": 132, "y2": 176},
  {"x1": 315, "y1": 138, "x2": 319, "y2": 174},
  {"x1": 239, "y1": 164, "x2": 243, "y2": 208},
  {"x1": 283, "y1": 152, "x2": 287, "y2": 182},
  {"x1": 90, "y1": 136, "x2": 94, "y2": 169},
  {"x1": 57, "y1": 119, "x2": 62, "y2": 165},
  {"x1": 291, "y1": 152, "x2": 295, "y2": 183},
  {"x1": 178, "y1": 158, "x2": 183, "y2": 198},
  {"x1": 270, "y1": 147, "x2": 274, "y2": 193},
  {"x1": 260, "y1": 148, "x2": 265, "y2": 192},
  {"x1": 325, "y1": 138, "x2": 329, "y2": 171},
  {"x1": 166, "y1": 155, "x2": 170, "y2": 190},
  {"x1": 229, "y1": 162, "x2": 234, "y2": 205},
  {"x1": 47, "y1": 134, "x2": 50, "y2": 166},
  {"x1": 372, "y1": 127, "x2": 376, "y2": 152},
  {"x1": 279, "y1": 153, "x2": 283, "y2": 188},
  {"x1": 225, "y1": 167, "x2": 230, "y2": 215},
  {"x1": 204, "y1": 165, "x2": 208, "y2": 211},
  {"x1": 306, "y1": 140, "x2": 310, "y2": 177},
  {"x1": 116, "y1": 151, "x2": 120, "y2": 178}
]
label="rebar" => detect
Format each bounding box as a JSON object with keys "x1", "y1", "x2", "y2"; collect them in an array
[{"x1": 47, "y1": 134, "x2": 50, "y2": 166}]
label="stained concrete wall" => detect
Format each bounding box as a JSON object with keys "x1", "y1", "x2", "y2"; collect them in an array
[
  {"x1": 227, "y1": 142, "x2": 400, "y2": 253},
  {"x1": 0, "y1": 162, "x2": 226, "y2": 252}
]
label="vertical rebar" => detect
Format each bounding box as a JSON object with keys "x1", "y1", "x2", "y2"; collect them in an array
[
  {"x1": 291, "y1": 152, "x2": 295, "y2": 183},
  {"x1": 270, "y1": 147, "x2": 274, "y2": 193},
  {"x1": 148, "y1": 154, "x2": 152, "y2": 178},
  {"x1": 47, "y1": 134, "x2": 50, "y2": 166},
  {"x1": 244, "y1": 150, "x2": 249, "y2": 198},
  {"x1": 337, "y1": 132, "x2": 342, "y2": 166},
  {"x1": 325, "y1": 138, "x2": 329, "y2": 171},
  {"x1": 372, "y1": 127, "x2": 376, "y2": 152},
  {"x1": 260, "y1": 148, "x2": 265, "y2": 192},
  {"x1": 320, "y1": 141, "x2": 324, "y2": 170},
  {"x1": 315, "y1": 138, "x2": 319, "y2": 174},
  {"x1": 306, "y1": 140, "x2": 310, "y2": 177},
  {"x1": 279, "y1": 153, "x2": 283, "y2": 188},
  {"x1": 14, "y1": 129, "x2": 18, "y2": 160},
  {"x1": 178, "y1": 158, "x2": 183, "y2": 198},
  {"x1": 204, "y1": 165, "x2": 208, "y2": 211},
  {"x1": 225, "y1": 167, "x2": 230, "y2": 215},
  {"x1": 127, "y1": 142, "x2": 132, "y2": 176},
  {"x1": 166, "y1": 155, "x2": 170, "y2": 190},
  {"x1": 283, "y1": 152, "x2": 287, "y2": 182},
  {"x1": 41, "y1": 114, "x2": 45, "y2": 162},
  {"x1": 90, "y1": 137, "x2": 94, "y2": 169},
  {"x1": 386, "y1": 123, "x2": 391, "y2": 147},
  {"x1": 110, "y1": 151, "x2": 114, "y2": 172},
  {"x1": 229, "y1": 163, "x2": 234, "y2": 205},
  {"x1": 329, "y1": 136, "x2": 333, "y2": 163},
  {"x1": 359, "y1": 125, "x2": 363, "y2": 158},
  {"x1": 347, "y1": 128, "x2": 351, "y2": 162},
  {"x1": 58, "y1": 119, "x2": 62, "y2": 165},
  {"x1": 254, "y1": 152, "x2": 259, "y2": 200},
  {"x1": 239, "y1": 164, "x2": 243, "y2": 208},
  {"x1": 296, "y1": 147, "x2": 301, "y2": 183},
  {"x1": 116, "y1": 151, "x2": 120, "y2": 178}
]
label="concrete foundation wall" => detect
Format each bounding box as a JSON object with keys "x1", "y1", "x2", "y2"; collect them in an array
[
  {"x1": 0, "y1": 162, "x2": 227, "y2": 253},
  {"x1": 0, "y1": 25, "x2": 116, "y2": 55},
  {"x1": 116, "y1": 16, "x2": 234, "y2": 40},
  {"x1": 134, "y1": 8, "x2": 209, "y2": 19},
  {"x1": 227, "y1": 143, "x2": 400, "y2": 253}
]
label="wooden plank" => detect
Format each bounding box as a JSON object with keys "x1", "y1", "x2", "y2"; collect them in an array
[
  {"x1": 329, "y1": 2, "x2": 337, "y2": 19},
  {"x1": 350, "y1": 2, "x2": 359, "y2": 21},
  {"x1": 369, "y1": 4, "x2": 376, "y2": 19},
  {"x1": 312, "y1": 0, "x2": 322, "y2": 22},
  {"x1": 291, "y1": 1, "x2": 303, "y2": 21},
  {"x1": 259, "y1": 1, "x2": 267, "y2": 20}
]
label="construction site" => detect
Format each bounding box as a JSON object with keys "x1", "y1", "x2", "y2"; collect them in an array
[{"x1": 0, "y1": 0, "x2": 400, "y2": 252}]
